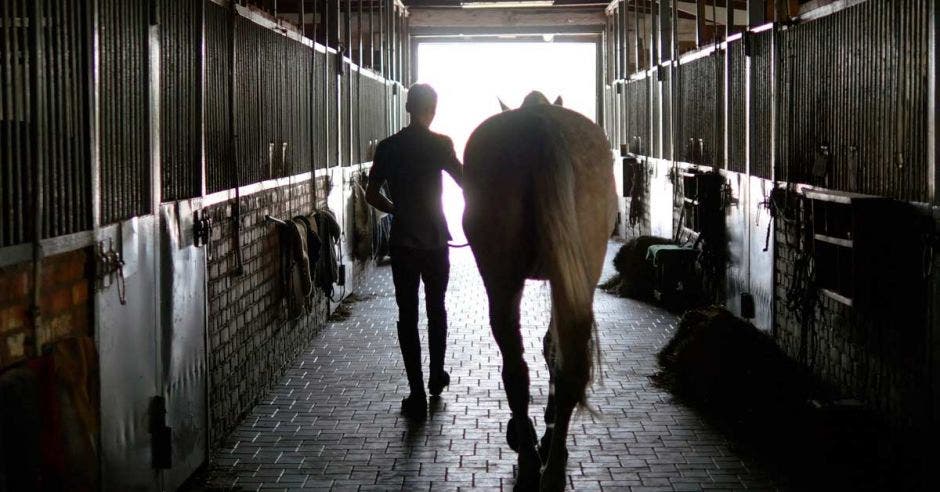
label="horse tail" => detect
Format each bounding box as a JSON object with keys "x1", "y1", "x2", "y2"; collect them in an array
[{"x1": 533, "y1": 119, "x2": 599, "y2": 409}]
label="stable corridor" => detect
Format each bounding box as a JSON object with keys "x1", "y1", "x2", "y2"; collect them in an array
[{"x1": 191, "y1": 244, "x2": 779, "y2": 491}]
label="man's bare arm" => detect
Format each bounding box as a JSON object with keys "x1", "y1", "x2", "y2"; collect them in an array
[{"x1": 442, "y1": 138, "x2": 463, "y2": 187}]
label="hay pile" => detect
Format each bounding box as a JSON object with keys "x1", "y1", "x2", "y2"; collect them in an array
[
  {"x1": 653, "y1": 306, "x2": 809, "y2": 420},
  {"x1": 600, "y1": 235, "x2": 673, "y2": 299},
  {"x1": 651, "y1": 306, "x2": 931, "y2": 489}
]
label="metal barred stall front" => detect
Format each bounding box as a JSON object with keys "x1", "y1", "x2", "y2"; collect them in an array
[
  {"x1": 0, "y1": 0, "x2": 92, "y2": 245},
  {"x1": 775, "y1": 0, "x2": 930, "y2": 202},
  {"x1": 99, "y1": 0, "x2": 151, "y2": 225},
  {"x1": 159, "y1": 0, "x2": 202, "y2": 201}
]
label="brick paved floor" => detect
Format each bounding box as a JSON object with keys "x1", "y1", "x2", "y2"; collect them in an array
[{"x1": 194, "y1": 243, "x2": 781, "y2": 491}]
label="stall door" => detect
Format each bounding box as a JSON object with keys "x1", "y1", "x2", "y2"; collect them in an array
[
  {"x1": 97, "y1": 216, "x2": 161, "y2": 491},
  {"x1": 158, "y1": 199, "x2": 208, "y2": 490}
]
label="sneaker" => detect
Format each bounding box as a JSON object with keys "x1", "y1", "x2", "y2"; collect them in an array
[
  {"x1": 428, "y1": 371, "x2": 450, "y2": 397},
  {"x1": 401, "y1": 393, "x2": 427, "y2": 421}
]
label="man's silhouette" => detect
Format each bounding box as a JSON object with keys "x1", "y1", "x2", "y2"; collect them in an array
[{"x1": 366, "y1": 83, "x2": 462, "y2": 421}]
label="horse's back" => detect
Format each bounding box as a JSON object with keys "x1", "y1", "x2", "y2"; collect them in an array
[{"x1": 462, "y1": 105, "x2": 615, "y2": 284}]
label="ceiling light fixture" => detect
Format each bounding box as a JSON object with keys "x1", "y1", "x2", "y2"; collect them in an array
[{"x1": 461, "y1": 1, "x2": 555, "y2": 9}]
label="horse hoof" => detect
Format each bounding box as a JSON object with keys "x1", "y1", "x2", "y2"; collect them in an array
[
  {"x1": 513, "y1": 450, "x2": 542, "y2": 491},
  {"x1": 539, "y1": 464, "x2": 567, "y2": 492},
  {"x1": 507, "y1": 416, "x2": 537, "y2": 452}
]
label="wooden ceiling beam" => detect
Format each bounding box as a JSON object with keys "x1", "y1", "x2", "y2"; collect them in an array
[{"x1": 408, "y1": 6, "x2": 607, "y2": 29}]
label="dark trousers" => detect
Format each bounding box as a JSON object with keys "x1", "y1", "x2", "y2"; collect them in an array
[{"x1": 391, "y1": 246, "x2": 450, "y2": 396}]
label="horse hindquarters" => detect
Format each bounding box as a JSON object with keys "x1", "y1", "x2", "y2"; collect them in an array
[{"x1": 532, "y1": 139, "x2": 600, "y2": 492}]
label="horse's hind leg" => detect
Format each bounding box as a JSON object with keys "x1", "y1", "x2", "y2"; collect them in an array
[
  {"x1": 539, "y1": 326, "x2": 557, "y2": 461},
  {"x1": 540, "y1": 366, "x2": 580, "y2": 492},
  {"x1": 487, "y1": 280, "x2": 541, "y2": 490}
]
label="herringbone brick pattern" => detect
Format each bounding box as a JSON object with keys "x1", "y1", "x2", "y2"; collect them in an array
[{"x1": 194, "y1": 243, "x2": 780, "y2": 491}]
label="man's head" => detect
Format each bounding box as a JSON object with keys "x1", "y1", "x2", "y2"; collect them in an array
[{"x1": 406, "y1": 83, "x2": 437, "y2": 127}]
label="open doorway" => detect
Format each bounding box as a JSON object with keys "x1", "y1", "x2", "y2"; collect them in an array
[{"x1": 416, "y1": 41, "x2": 598, "y2": 243}]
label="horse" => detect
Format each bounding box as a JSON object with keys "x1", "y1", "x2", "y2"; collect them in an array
[{"x1": 462, "y1": 91, "x2": 617, "y2": 491}]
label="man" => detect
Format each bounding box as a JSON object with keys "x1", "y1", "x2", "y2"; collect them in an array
[{"x1": 366, "y1": 83, "x2": 462, "y2": 421}]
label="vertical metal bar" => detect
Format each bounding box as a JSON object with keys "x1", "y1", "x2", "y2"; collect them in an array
[
  {"x1": 346, "y1": 0, "x2": 352, "y2": 167},
  {"x1": 611, "y1": 6, "x2": 617, "y2": 80},
  {"x1": 613, "y1": 2, "x2": 620, "y2": 77},
  {"x1": 55, "y1": 0, "x2": 69, "y2": 235},
  {"x1": 879, "y1": 2, "x2": 889, "y2": 196},
  {"x1": 3, "y1": 1, "x2": 17, "y2": 243},
  {"x1": 140, "y1": 0, "x2": 150, "y2": 214},
  {"x1": 230, "y1": 9, "x2": 238, "y2": 190},
  {"x1": 199, "y1": 0, "x2": 206, "y2": 197},
  {"x1": 346, "y1": 0, "x2": 352, "y2": 61},
  {"x1": 745, "y1": 33, "x2": 751, "y2": 175},
  {"x1": 649, "y1": 0, "x2": 657, "y2": 68},
  {"x1": 717, "y1": 45, "x2": 724, "y2": 168},
  {"x1": 119, "y1": 1, "x2": 130, "y2": 215},
  {"x1": 770, "y1": 25, "x2": 777, "y2": 183},
  {"x1": 621, "y1": 2, "x2": 627, "y2": 76},
  {"x1": 659, "y1": 0, "x2": 671, "y2": 64},
  {"x1": 393, "y1": 7, "x2": 404, "y2": 82},
  {"x1": 45, "y1": 0, "x2": 57, "y2": 236},
  {"x1": 76, "y1": 0, "x2": 92, "y2": 228},
  {"x1": 380, "y1": 0, "x2": 386, "y2": 78},
  {"x1": 1, "y1": 1, "x2": 11, "y2": 244},
  {"x1": 96, "y1": 0, "x2": 111, "y2": 221},
  {"x1": 722, "y1": 42, "x2": 729, "y2": 170},
  {"x1": 89, "y1": 0, "x2": 100, "y2": 229},
  {"x1": 633, "y1": 0, "x2": 642, "y2": 72},
  {"x1": 17, "y1": 0, "x2": 28, "y2": 242},
  {"x1": 905, "y1": 0, "x2": 926, "y2": 202},
  {"x1": 29, "y1": 0, "x2": 45, "y2": 355},
  {"x1": 131, "y1": 0, "x2": 140, "y2": 213},
  {"x1": 696, "y1": 0, "x2": 706, "y2": 48},
  {"x1": 356, "y1": 0, "x2": 361, "y2": 67},
  {"x1": 68, "y1": 0, "x2": 86, "y2": 232},
  {"x1": 927, "y1": 0, "x2": 940, "y2": 438},
  {"x1": 910, "y1": 0, "x2": 920, "y2": 200},
  {"x1": 117, "y1": 0, "x2": 127, "y2": 221},
  {"x1": 40, "y1": 0, "x2": 50, "y2": 236}
]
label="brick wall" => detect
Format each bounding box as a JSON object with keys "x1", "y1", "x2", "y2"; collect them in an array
[
  {"x1": 205, "y1": 179, "x2": 334, "y2": 447},
  {"x1": 0, "y1": 250, "x2": 93, "y2": 368},
  {"x1": 773, "y1": 191, "x2": 931, "y2": 430}
]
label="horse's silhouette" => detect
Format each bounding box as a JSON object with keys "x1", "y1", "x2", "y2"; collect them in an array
[{"x1": 462, "y1": 91, "x2": 617, "y2": 491}]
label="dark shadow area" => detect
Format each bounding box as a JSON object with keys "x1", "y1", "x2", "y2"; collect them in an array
[{"x1": 651, "y1": 306, "x2": 932, "y2": 491}]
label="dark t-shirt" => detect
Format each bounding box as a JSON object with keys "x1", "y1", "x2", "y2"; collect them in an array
[{"x1": 370, "y1": 125, "x2": 462, "y2": 250}]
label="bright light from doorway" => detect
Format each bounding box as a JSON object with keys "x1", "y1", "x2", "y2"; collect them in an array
[{"x1": 416, "y1": 41, "x2": 597, "y2": 243}]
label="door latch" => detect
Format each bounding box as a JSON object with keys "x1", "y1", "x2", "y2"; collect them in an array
[{"x1": 94, "y1": 239, "x2": 126, "y2": 304}]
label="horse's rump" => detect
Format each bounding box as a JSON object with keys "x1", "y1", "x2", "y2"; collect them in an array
[{"x1": 463, "y1": 104, "x2": 615, "y2": 405}]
